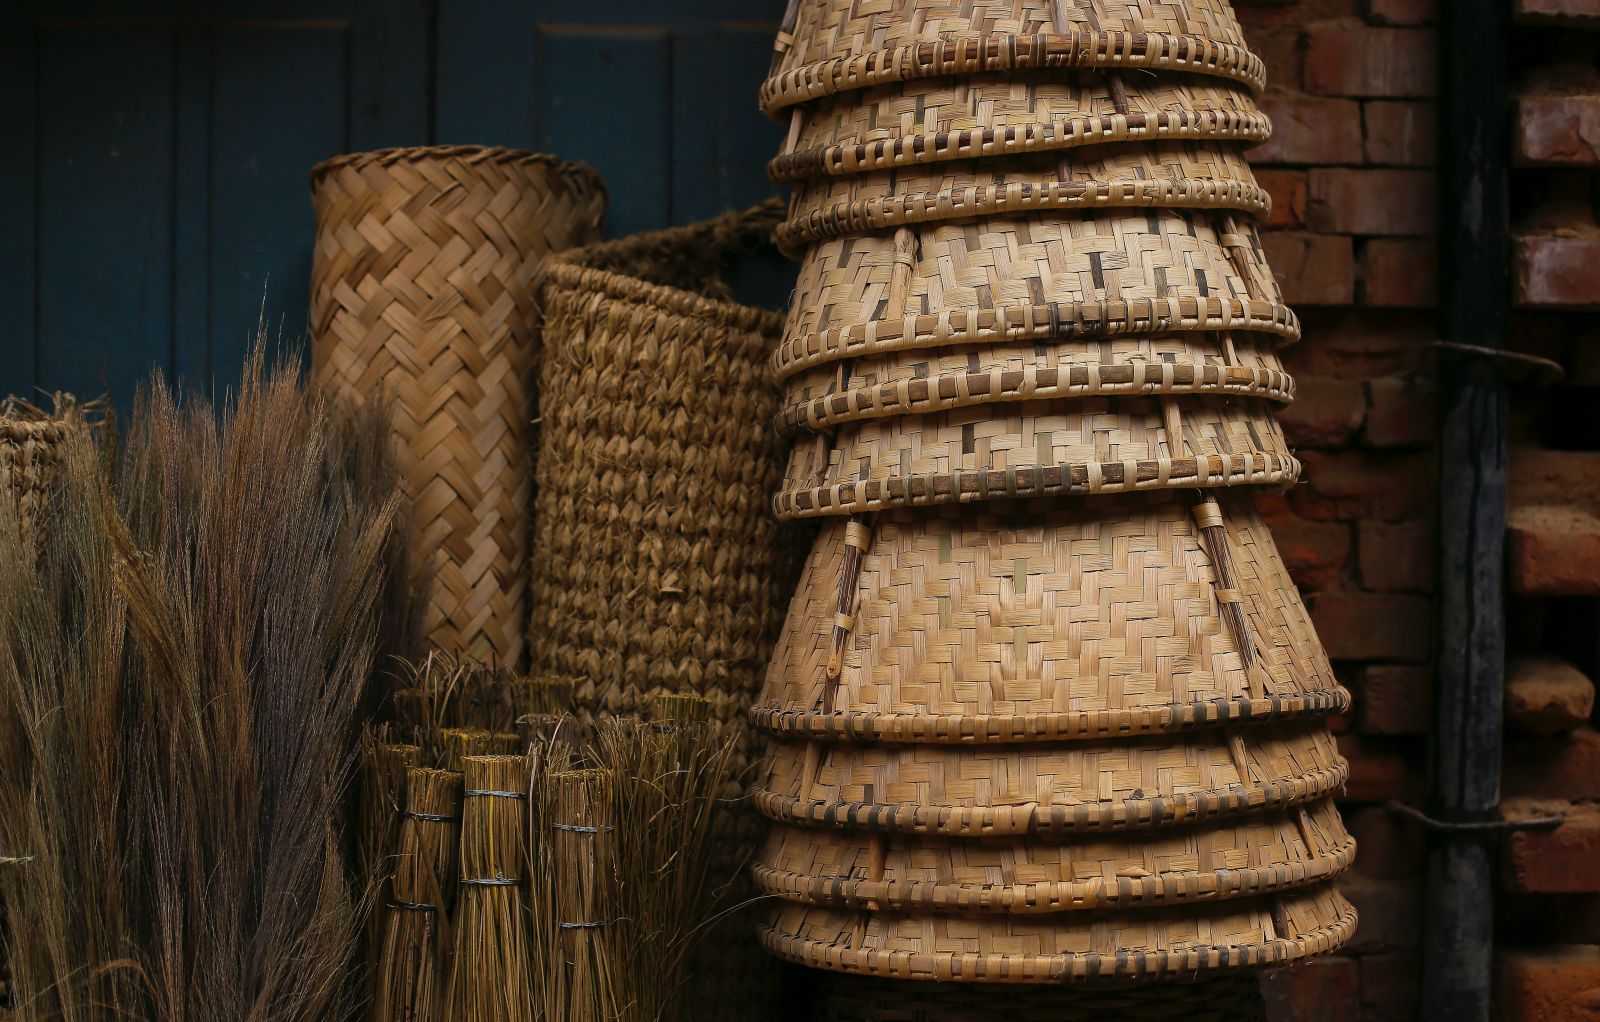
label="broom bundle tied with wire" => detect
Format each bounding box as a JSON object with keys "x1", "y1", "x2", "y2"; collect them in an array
[{"x1": 375, "y1": 768, "x2": 463, "y2": 1022}]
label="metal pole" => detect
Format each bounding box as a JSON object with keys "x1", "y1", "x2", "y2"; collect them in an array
[{"x1": 1423, "y1": 0, "x2": 1509, "y2": 1017}]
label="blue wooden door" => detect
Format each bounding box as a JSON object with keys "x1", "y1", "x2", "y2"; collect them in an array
[{"x1": 3, "y1": 1, "x2": 784, "y2": 410}]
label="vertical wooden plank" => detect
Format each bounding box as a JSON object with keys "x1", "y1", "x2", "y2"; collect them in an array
[
  {"x1": 0, "y1": 21, "x2": 38, "y2": 400},
  {"x1": 36, "y1": 26, "x2": 175, "y2": 411},
  {"x1": 715, "y1": 23, "x2": 784, "y2": 211},
  {"x1": 172, "y1": 25, "x2": 211, "y2": 389},
  {"x1": 670, "y1": 29, "x2": 721, "y2": 222},
  {"x1": 208, "y1": 24, "x2": 347, "y2": 387},
  {"x1": 535, "y1": 26, "x2": 670, "y2": 237},
  {"x1": 346, "y1": 0, "x2": 430, "y2": 148},
  {"x1": 436, "y1": 0, "x2": 540, "y2": 145}
]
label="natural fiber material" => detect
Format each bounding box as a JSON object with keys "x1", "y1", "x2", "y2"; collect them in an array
[
  {"x1": 760, "y1": 882, "x2": 1355, "y2": 982},
  {"x1": 771, "y1": 73, "x2": 1266, "y2": 182},
  {"x1": 815, "y1": 972, "x2": 1267, "y2": 1020},
  {"x1": 374, "y1": 768, "x2": 462, "y2": 1022},
  {"x1": 756, "y1": 492, "x2": 1340, "y2": 739},
  {"x1": 776, "y1": 395, "x2": 1297, "y2": 518},
  {"x1": 763, "y1": 1, "x2": 1262, "y2": 114},
  {"x1": 448, "y1": 755, "x2": 533, "y2": 1022},
  {"x1": 779, "y1": 330, "x2": 1293, "y2": 434},
  {"x1": 529, "y1": 201, "x2": 798, "y2": 729},
  {"x1": 310, "y1": 145, "x2": 607, "y2": 670},
  {"x1": 754, "y1": 797, "x2": 1352, "y2": 913},
  {"x1": 778, "y1": 144, "x2": 1267, "y2": 249},
  {"x1": 778, "y1": 209, "x2": 1287, "y2": 373},
  {"x1": 0, "y1": 400, "x2": 77, "y2": 547}
]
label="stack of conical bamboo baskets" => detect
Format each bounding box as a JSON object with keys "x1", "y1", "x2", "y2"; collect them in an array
[{"x1": 750, "y1": 1, "x2": 1355, "y2": 1015}]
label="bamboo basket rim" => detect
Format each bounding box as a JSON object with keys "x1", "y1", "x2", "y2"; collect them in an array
[
  {"x1": 756, "y1": 888, "x2": 1357, "y2": 983},
  {"x1": 772, "y1": 299, "x2": 1302, "y2": 380},
  {"x1": 750, "y1": 688, "x2": 1353, "y2": 744},
  {"x1": 541, "y1": 200, "x2": 787, "y2": 335},
  {"x1": 309, "y1": 143, "x2": 607, "y2": 192},
  {"x1": 759, "y1": 32, "x2": 1267, "y2": 117},
  {"x1": 777, "y1": 361, "x2": 1296, "y2": 435}
]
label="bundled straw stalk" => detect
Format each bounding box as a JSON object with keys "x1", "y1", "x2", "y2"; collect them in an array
[
  {"x1": 374, "y1": 768, "x2": 462, "y2": 1022},
  {"x1": 448, "y1": 756, "x2": 534, "y2": 1022}
]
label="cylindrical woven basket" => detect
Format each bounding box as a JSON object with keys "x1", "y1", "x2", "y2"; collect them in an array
[
  {"x1": 770, "y1": 72, "x2": 1266, "y2": 183},
  {"x1": 763, "y1": 0, "x2": 1263, "y2": 115},
  {"x1": 778, "y1": 143, "x2": 1268, "y2": 249},
  {"x1": 309, "y1": 144, "x2": 607, "y2": 670},
  {"x1": 760, "y1": 882, "x2": 1355, "y2": 982},
  {"x1": 0, "y1": 410, "x2": 69, "y2": 541},
  {"x1": 755, "y1": 796, "x2": 1353, "y2": 913},
  {"x1": 779, "y1": 330, "x2": 1293, "y2": 433},
  {"x1": 754, "y1": 492, "x2": 1344, "y2": 742},
  {"x1": 815, "y1": 972, "x2": 1267, "y2": 1021}
]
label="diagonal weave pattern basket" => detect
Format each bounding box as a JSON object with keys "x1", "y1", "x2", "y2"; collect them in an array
[{"x1": 310, "y1": 145, "x2": 607, "y2": 670}]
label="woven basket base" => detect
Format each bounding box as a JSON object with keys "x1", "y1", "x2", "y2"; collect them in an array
[{"x1": 814, "y1": 972, "x2": 1266, "y2": 1021}]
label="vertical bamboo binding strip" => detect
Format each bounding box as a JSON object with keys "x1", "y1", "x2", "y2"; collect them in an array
[{"x1": 310, "y1": 145, "x2": 607, "y2": 670}]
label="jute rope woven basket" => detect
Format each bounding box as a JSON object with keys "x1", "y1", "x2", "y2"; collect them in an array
[
  {"x1": 760, "y1": 882, "x2": 1355, "y2": 982},
  {"x1": 778, "y1": 208, "x2": 1286, "y2": 370},
  {"x1": 310, "y1": 145, "x2": 606, "y2": 670},
  {"x1": 771, "y1": 72, "x2": 1266, "y2": 183},
  {"x1": 815, "y1": 972, "x2": 1268, "y2": 1020},
  {"x1": 755, "y1": 797, "x2": 1352, "y2": 913},
  {"x1": 0, "y1": 413, "x2": 67, "y2": 540},
  {"x1": 779, "y1": 330, "x2": 1293, "y2": 433},
  {"x1": 778, "y1": 144, "x2": 1268, "y2": 249},
  {"x1": 763, "y1": 0, "x2": 1263, "y2": 114},
  {"x1": 754, "y1": 493, "x2": 1344, "y2": 742},
  {"x1": 776, "y1": 395, "x2": 1298, "y2": 518}
]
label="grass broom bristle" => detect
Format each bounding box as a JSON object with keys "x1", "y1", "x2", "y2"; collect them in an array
[
  {"x1": 448, "y1": 755, "x2": 533, "y2": 1022},
  {"x1": 374, "y1": 767, "x2": 462, "y2": 1022}
]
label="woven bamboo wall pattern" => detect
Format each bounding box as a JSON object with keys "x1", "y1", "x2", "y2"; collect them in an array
[
  {"x1": 779, "y1": 143, "x2": 1267, "y2": 248},
  {"x1": 817, "y1": 972, "x2": 1269, "y2": 1021},
  {"x1": 310, "y1": 145, "x2": 607, "y2": 669},
  {"x1": 772, "y1": 72, "x2": 1267, "y2": 182},
  {"x1": 761, "y1": 883, "x2": 1355, "y2": 982},
  {"x1": 755, "y1": 494, "x2": 1341, "y2": 740}
]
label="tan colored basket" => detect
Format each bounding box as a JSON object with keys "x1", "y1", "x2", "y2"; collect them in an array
[
  {"x1": 815, "y1": 972, "x2": 1267, "y2": 1021},
  {"x1": 771, "y1": 72, "x2": 1266, "y2": 183},
  {"x1": 310, "y1": 145, "x2": 607, "y2": 669},
  {"x1": 763, "y1": 1, "x2": 1263, "y2": 115},
  {"x1": 755, "y1": 797, "x2": 1352, "y2": 913},
  {"x1": 754, "y1": 493, "x2": 1344, "y2": 742},
  {"x1": 528, "y1": 200, "x2": 798, "y2": 728},
  {"x1": 754, "y1": 718, "x2": 1344, "y2": 836},
  {"x1": 775, "y1": 395, "x2": 1297, "y2": 518},
  {"x1": 778, "y1": 144, "x2": 1268, "y2": 249},
  {"x1": 759, "y1": 882, "x2": 1355, "y2": 982},
  {"x1": 0, "y1": 411, "x2": 68, "y2": 541}
]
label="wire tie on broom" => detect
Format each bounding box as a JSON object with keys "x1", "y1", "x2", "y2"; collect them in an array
[
  {"x1": 388, "y1": 900, "x2": 436, "y2": 912},
  {"x1": 559, "y1": 920, "x2": 606, "y2": 929},
  {"x1": 403, "y1": 810, "x2": 460, "y2": 822},
  {"x1": 464, "y1": 789, "x2": 525, "y2": 799},
  {"x1": 552, "y1": 822, "x2": 615, "y2": 834},
  {"x1": 460, "y1": 876, "x2": 521, "y2": 886}
]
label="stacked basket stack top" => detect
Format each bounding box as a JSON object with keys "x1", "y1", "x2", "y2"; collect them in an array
[{"x1": 750, "y1": 1, "x2": 1354, "y2": 1016}]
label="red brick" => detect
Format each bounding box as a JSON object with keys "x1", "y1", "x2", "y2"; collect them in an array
[
  {"x1": 1262, "y1": 231, "x2": 1356, "y2": 306},
  {"x1": 1361, "y1": 238, "x2": 1437, "y2": 307},
  {"x1": 1279, "y1": 376, "x2": 1366, "y2": 447},
  {"x1": 1363, "y1": 375, "x2": 1435, "y2": 446},
  {"x1": 1360, "y1": 954, "x2": 1421, "y2": 1022},
  {"x1": 1290, "y1": 310, "x2": 1433, "y2": 378},
  {"x1": 1517, "y1": 93, "x2": 1600, "y2": 167},
  {"x1": 1515, "y1": 234, "x2": 1600, "y2": 308},
  {"x1": 1256, "y1": 493, "x2": 1351, "y2": 590},
  {"x1": 1346, "y1": 804, "x2": 1426, "y2": 878},
  {"x1": 1357, "y1": 521, "x2": 1434, "y2": 592},
  {"x1": 1359, "y1": 664, "x2": 1434, "y2": 733},
  {"x1": 1299, "y1": 449, "x2": 1434, "y2": 521},
  {"x1": 1507, "y1": 656, "x2": 1596, "y2": 735},
  {"x1": 1308, "y1": 168, "x2": 1435, "y2": 236},
  {"x1": 1305, "y1": 26, "x2": 1437, "y2": 98},
  {"x1": 1311, "y1": 592, "x2": 1431, "y2": 661},
  {"x1": 1505, "y1": 727, "x2": 1600, "y2": 801},
  {"x1": 1337, "y1": 734, "x2": 1418, "y2": 802},
  {"x1": 1508, "y1": 505, "x2": 1600, "y2": 596},
  {"x1": 1512, "y1": 447, "x2": 1600, "y2": 508},
  {"x1": 1363, "y1": 100, "x2": 1436, "y2": 166},
  {"x1": 1252, "y1": 93, "x2": 1364, "y2": 165},
  {"x1": 1515, "y1": 0, "x2": 1600, "y2": 26},
  {"x1": 1497, "y1": 946, "x2": 1600, "y2": 1022},
  {"x1": 1366, "y1": 0, "x2": 1434, "y2": 23},
  {"x1": 1505, "y1": 806, "x2": 1600, "y2": 894},
  {"x1": 1258, "y1": 168, "x2": 1308, "y2": 228},
  {"x1": 1260, "y1": 957, "x2": 1362, "y2": 1022},
  {"x1": 1340, "y1": 874, "x2": 1422, "y2": 952}
]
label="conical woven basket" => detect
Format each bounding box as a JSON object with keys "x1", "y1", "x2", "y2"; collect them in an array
[
  {"x1": 310, "y1": 145, "x2": 607, "y2": 670},
  {"x1": 779, "y1": 330, "x2": 1292, "y2": 434},
  {"x1": 760, "y1": 882, "x2": 1355, "y2": 982},
  {"x1": 771, "y1": 72, "x2": 1266, "y2": 183},
  {"x1": 776, "y1": 395, "x2": 1297, "y2": 518},
  {"x1": 755, "y1": 796, "x2": 1352, "y2": 913},
  {"x1": 775, "y1": 209, "x2": 1291, "y2": 377},
  {"x1": 763, "y1": 0, "x2": 1262, "y2": 115},
  {"x1": 754, "y1": 493, "x2": 1344, "y2": 742},
  {"x1": 778, "y1": 144, "x2": 1268, "y2": 249},
  {"x1": 815, "y1": 972, "x2": 1267, "y2": 1021}
]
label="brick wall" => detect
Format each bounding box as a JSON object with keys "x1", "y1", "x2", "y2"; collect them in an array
[{"x1": 1235, "y1": 2, "x2": 1440, "y2": 1019}]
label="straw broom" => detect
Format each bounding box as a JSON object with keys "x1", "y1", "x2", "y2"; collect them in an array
[
  {"x1": 360, "y1": 730, "x2": 422, "y2": 1006},
  {"x1": 535, "y1": 767, "x2": 618, "y2": 1022},
  {"x1": 374, "y1": 768, "x2": 462, "y2": 1022},
  {"x1": 448, "y1": 755, "x2": 534, "y2": 1022}
]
